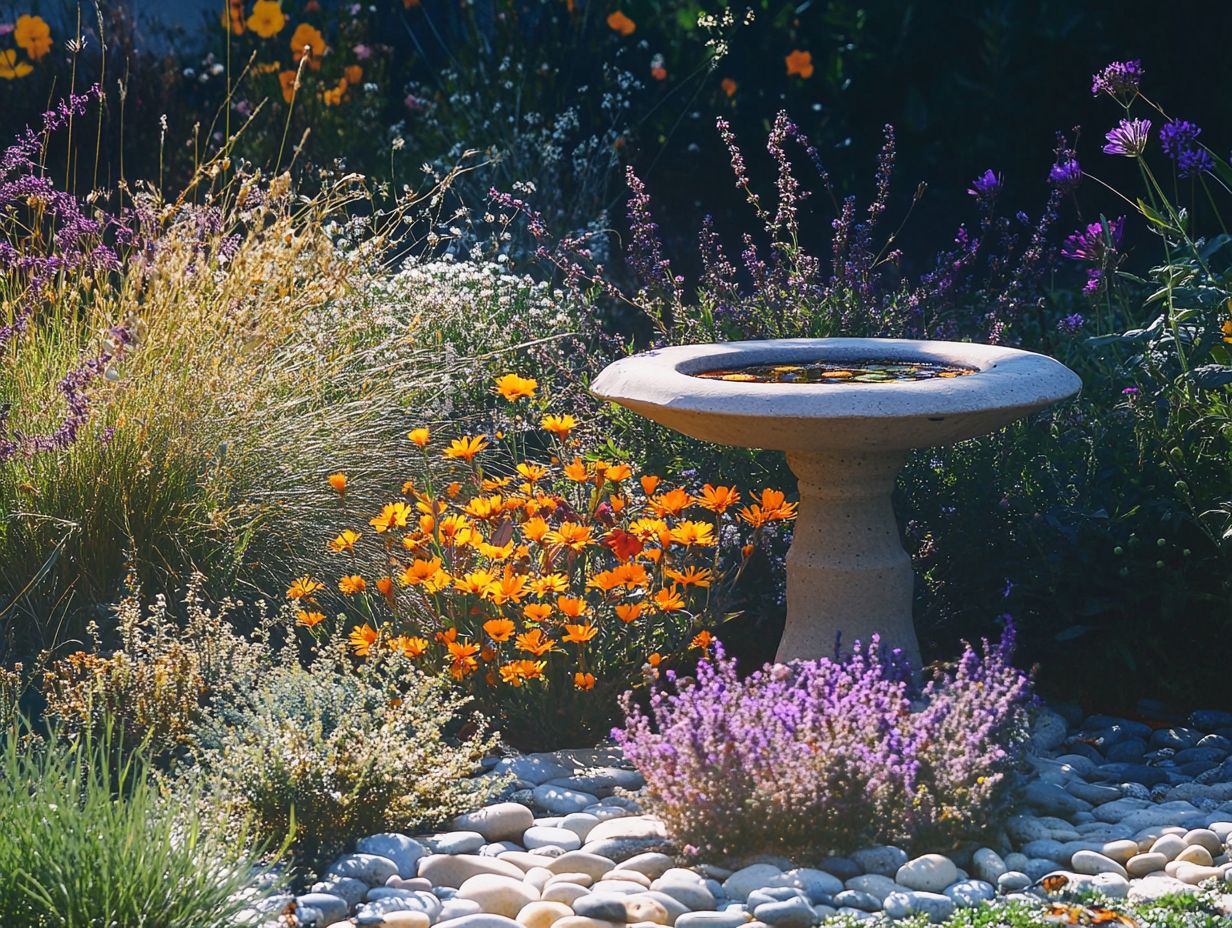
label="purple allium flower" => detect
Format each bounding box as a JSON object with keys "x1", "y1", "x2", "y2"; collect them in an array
[
  {"x1": 1159, "y1": 119, "x2": 1202, "y2": 158},
  {"x1": 1057, "y1": 313, "x2": 1085, "y2": 334},
  {"x1": 1176, "y1": 147, "x2": 1214, "y2": 178},
  {"x1": 1049, "y1": 158, "x2": 1082, "y2": 192},
  {"x1": 1091, "y1": 59, "x2": 1144, "y2": 101},
  {"x1": 967, "y1": 169, "x2": 1003, "y2": 200},
  {"x1": 1061, "y1": 217, "x2": 1125, "y2": 262},
  {"x1": 1103, "y1": 118, "x2": 1152, "y2": 157}
]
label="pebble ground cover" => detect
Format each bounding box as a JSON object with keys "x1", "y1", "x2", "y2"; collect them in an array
[{"x1": 2, "y1": 5, "x2": 1232, "y2": 928}]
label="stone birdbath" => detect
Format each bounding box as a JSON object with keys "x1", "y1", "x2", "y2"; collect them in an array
[{"x1": 590, "y1": 337, "x2": 1081, "y2": 670}]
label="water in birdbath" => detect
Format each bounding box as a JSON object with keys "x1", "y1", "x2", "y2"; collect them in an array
[{"x1": 693, "y1": 360, "x2": 977, "y2": 384}]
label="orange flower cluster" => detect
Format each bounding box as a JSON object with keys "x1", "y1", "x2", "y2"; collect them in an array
[
  {"x1": 1, "y1": 15, "x2": 51, "y2": 80},
  {"x1": 287, "y1": 376, "x2": 795, "y2": 699}
]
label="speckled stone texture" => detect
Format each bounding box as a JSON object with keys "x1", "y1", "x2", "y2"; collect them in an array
[{"x1": 591, "y1": 338, "x2": 1081, "y2": 665}]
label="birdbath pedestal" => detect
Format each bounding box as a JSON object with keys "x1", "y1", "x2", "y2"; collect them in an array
[{"x1": 590, "y1": 338, "x2": 1081, "y2": 669}]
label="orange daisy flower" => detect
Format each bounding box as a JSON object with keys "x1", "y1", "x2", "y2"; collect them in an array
[
  {"x1": 494, "y1": 374, "x2": 539, "y2": 401},
  {"x1": 443, "y1": 435, "x2": 489, "y2": 461},
  {"x1": 483, "y1": 618, "x2": 516, "y2": 642},
  {"x1": 349, "y1": 623, "x2": 379, "y2": 655},
  {"x1": 339, "y1": 575, "x2": 367, "y2": 595},
  {"x1": 562, "y1": 622, "x2": 598, "y2": 644},
  {"x1": 328, "y1": 472, "x2": 348, "y2": 494},
  {"x1": 287, "y1": 576, "x2": 324, "y2": 600}
]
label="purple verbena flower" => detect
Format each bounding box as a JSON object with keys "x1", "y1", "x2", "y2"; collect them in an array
[
  {"x1": 1091, "y1": 59, "x2": 1144, "y2": 101},
  {"x1": 967, "y1": 169, "x2": 1003, "y2": 200},
  {"x1": 1061, "y1": 217, "x2": 1125, "y2": 262},
  {"x1": 1049, "y1": 158, "x2": 1082, "y2": 192},
  {"x1": 1057, "y1": 313, "x2": 1085, "y2": 335},
  {"x1": 1103, "y1": 118, "x2": 1152, "y2": 157}
]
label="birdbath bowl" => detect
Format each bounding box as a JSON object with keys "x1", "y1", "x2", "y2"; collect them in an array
[{"x1": 590, "y1": 338, "x2": 1081, "y2": 669}]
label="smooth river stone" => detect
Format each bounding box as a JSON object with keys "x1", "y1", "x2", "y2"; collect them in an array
[
  {"x1": 420, "y1": 854, "x2": 526, "y2": 887},
  {"x1": 765, "y1": 868, "x2": 844, "y2": 902},
  {"x1": 970, "y1": 849, "x2": 1007, "y2": 884},
  {"x1": 327, "y1": 853, "x2": 400, "y2": 886},
  {"x1": 1183, "y1": 828, "x2": 1224, "y2": 854},
  {"x1": 722, "y1": 864, "x2": 785, "y2": 901},
  {"x1": 620, "y1": 854, "x2": 676, "y2": 881},
  {"x1": 895, "y1": 855, "x2": 958, "y2": 893},
  {"x1": 546, "y1": 852, "x2": 618, "y2": 881},
  {"x1": 533, "y1": 785, "x2": 600, "y2": 815},
  {"x1": 525, "y1": 827, "x2": 583, "y2": 852},
  {"x1": 850, "y1": 846, "x2": 909, "y2": 877},
  {"x1": 453, "y1": 804, "x2": 537, "y2": 843},
  {"x1": 374, "y1": 914, "x2": 432, "y2": 928},
  {"x1": 844, "y1": 875, "x2": 902, "y2": 902},
  {"x1": 1126, "y1": 852, "x2": 1168, "y2": 877},
  {"x1": 1176, "y1": 845, "x2": 1214, "y2": 867},
  {"x1": 431, "y1": 832, "x2": 489, "y2": 855},
  {"x1": 457, "y1": 875, "x2": 540, "y2": 919},
  {"x1": 1150, "y1": 834, "x2": 1188, "y2": 861},
  {"x1": 297, "y1": 893, "x2": 349, "y2": 924},
  {"x1": 1070, "y1": 850, "x2": 1128, "y2": 878},
  {"x1": 434, "y1": 916, "x2": 525, "y2": 928},
  {"x1": 541, "y1": 883, "x2": 590, "y2": 907},
  {"x1": 517, "y1": 901, "x2": 575, "y2": 928},
  {"x1": 606, "y1": 871, "x2": 653, "y2": 889},
  {"x1": 943, "y1": 880, "x2": 995, "y2": 908},
  {"x1": 1099, "y1": 840, "x2": 1140, "y2": 864},
  {"x1": 674, "y1": 913, "x2": 751, "y2": 928},
  {"x1": 751, "y1": 896, "x2": 815, "y2": 928},
  {"x1": 882, "y1": 891, "x2": 954, "y2": 923}
]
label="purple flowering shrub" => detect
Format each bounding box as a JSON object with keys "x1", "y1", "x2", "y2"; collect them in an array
[
  {"x1": 614, "y1": 627, "x2": 1032, "y2": 860},
  {"x1": 494, "y1": 110, "x2": 1078, "y2": 348}
]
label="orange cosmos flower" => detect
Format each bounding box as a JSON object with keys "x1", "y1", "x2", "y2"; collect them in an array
[
  {"x1": 516, "y1": 628, "x2": 556, "y2": 656},
  {"x1": 328, "y1": 529, "x2": 361, "y2": 553},
  {"x1": 649, "y1": 487, "x2": 694, "y2": 517},
  {"x1": 666, "y1": 566, "x2": 713, "y2": 588},
  {"x1": 296, "y1": 610, "x2": 326, "y2": 627},
  {"x1": 556, "y1": 596, "x2": 589, "y2": 619},
  {"x1": 523, "y1": 602, "x2": 552, "y2": 623},
  {"x1": 328, "y1": 472, "x2": 348, "y2": 494},
  {"x1": 437, "y1": 514, "x2": 477, "y2": 547},
  {"x1": 464, "y1": 494, "x2": 506, "y2": 520},
  {"x1": 574, "y1": 672, "x2": 596, "y2": 691},
  {"x1": 494, "y1": 373, "x2": 539, "y2": 401},
  {"x1": 541, "y1": 414, "x2": 577, "y2": 439},
  {"x1": 390, "y1": 635, "x2": 429, "y2": 658},
  {"x1": 691, "y1": 629, "x2": 716, "y2": 651},
  {"x1": 401, "y1": 556, "x2": 442, "y2": 584},
  {"x1": 721, "y1": 77, "x2": 738, "y2": 97},
  {"x1": 588, "y1": 570, "x2": 623, "y2": 593},
  {"x1": 447, "y1": 481, "x2": 464, "y2": 497},
  {"x1": 408, "y1": 427, "x2": 430, "y2": 447},
  {"x1": 344, "y1": 64, "x2": 363, "y2": 84},
  {"x1": 443, "y1": 435, "x2": 489, "y2": 461},
  {"x1": 454, "y1": 568, "x2": 498, "y2": 597},
  {"x1": 670, "y1": 521, "x2": 717, "y2": 547},
  {"x1": 516, "y1": 462, "x2": 550, "y2": 482},
  {"x1": 14, "y1": 14, "x2": 52, "y2": 59},
  {"x1": 246, "y1": 0, "x2": 287, "y2": 38},
  {"x1": 544, "y1": 521, "x2": 593, "y2": 551},
  {"x1": 562, "y1": 457, "x2": 590, "y2": 482},
  {"x1": 483, "y1": 618, "x2": 516, "y2": 642},
  {"x1": 349, "y1": 623, "x2": 379, "y2": 655},
  {"x1": 647, "y1": 652, "x2": 663, "y2": 667},
  {"x1": 375, "y1": 576, "x2": 395, "y2": 604},
  {"x1": 339, "y1": 575, "x2": 367, "y2": 595},
  {"x1": 0, "y1": 49, "x2": 34, "y2": 79},
  {"x1": 500, "y1": 659, "x2": 547, "y2": 686},
  {"x1": 738, "y1": 489, "x2": 799, "y2": 527},
  {"x1": 606, "y1": 10, "x2": 635, "y2": 35},
  {"x1": 653, "y1": 586, "x2": 686, "y2": 612},
  {"x1": 604, "y1": 463, "x2": 633, "y2": 483},
  {"x1": 562, "y1": 622, "x2": 598, "y2": 644},
  {"x1": 530, "y1": 573, "x2": 569, "y2": 597},
  {"x1": 615, "y1": 602, "x2": 644, "y2": 623},
  {"x1": 370, "y1": 501, "x2": 412, "y2": 532},
  {"x1": 290, "y1": 22, "x2": 326, "y2": 68},
  {"x1": 640, "y1": 475, "x2": 661, "y2": 495},
  {"x1": 785, "y1": 49, "x2": 814, "y2": 79},
  {"x1": 278, "y1": 70, "x2": 298, "y2": 103},
  {"x1": 487, "y1": 567, "x2": 529, "y2": 605},
  {"x1": 698, "y1": 484, "x2": 741, "y2": 513},
  {"x1": 287, "y1": 576, "x2": 324, "y2": 599},
  {"x1": 522, "y1": 516, "x2": 550, "y2": 543},
  {"x1": 614, "y1": 562, "x2": 649, "y2": 588}
]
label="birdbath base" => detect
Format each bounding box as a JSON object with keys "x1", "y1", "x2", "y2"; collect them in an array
[{"x1": 780, "y1": 449, "x2": 918, "y2": 668}]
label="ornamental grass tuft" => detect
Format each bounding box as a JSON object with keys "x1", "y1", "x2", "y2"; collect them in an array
[{"x1": 615, "y1": 625, "x2": 1033, "y2": 861}]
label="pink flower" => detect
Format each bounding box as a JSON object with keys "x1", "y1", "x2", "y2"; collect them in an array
[{"x1": 353, "y1": 43, "x2": 372, "y2": 60}]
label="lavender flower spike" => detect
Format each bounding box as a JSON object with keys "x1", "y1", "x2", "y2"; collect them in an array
[{"x1": 1103, "y1": 118, "x2": 1151, "y2": 158}]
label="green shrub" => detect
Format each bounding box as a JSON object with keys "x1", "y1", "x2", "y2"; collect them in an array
[
  {"x1": 188, "y1": 644, "x2": 506, "y2": 868},
  {"x1": 0, "y1": 717, "x2": 286, "y2": 928}
]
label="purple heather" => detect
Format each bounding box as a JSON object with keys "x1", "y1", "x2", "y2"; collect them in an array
[
  {"x1": 1057, "y1": 313, "x2": 1085, "y2": 335},
  {"x1": 615, "y1": 628, "x2": 1032, "y2": 858},
  {"x1": 1103, "y1": 118, "x2": 1152, "y2": 158}
]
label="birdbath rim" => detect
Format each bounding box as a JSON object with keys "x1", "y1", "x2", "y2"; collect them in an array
[{"x1": 589, "y1": 337, "x2": 1082, "y2": 452}]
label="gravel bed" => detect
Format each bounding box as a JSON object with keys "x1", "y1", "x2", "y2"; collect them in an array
[{"x1": 247, "y1": 710, "x2": 1232, "y2": 926}]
